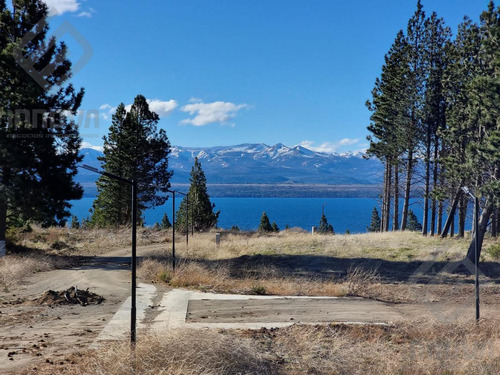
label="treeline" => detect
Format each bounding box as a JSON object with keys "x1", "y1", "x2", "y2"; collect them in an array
[{"x1": 366, "y1": 1, "x2": 500, "y2": 260}]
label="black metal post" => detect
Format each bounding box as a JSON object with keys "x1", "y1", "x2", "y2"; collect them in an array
[
  {"x1": 79, "y1": 165, "x2": 137, "y2": 345},
  {"x1": 131, "y1": 180, "x2": 137, "y2": 344},
  {"x1": 186, "y1": 194, "x2": 189, "y2": 248},
  {"x1": 172, "y1": 191, "x2": 176, "y2": 271},
  {"x1": 474, "y1": 195, "x2": 479, "y2": 322}
]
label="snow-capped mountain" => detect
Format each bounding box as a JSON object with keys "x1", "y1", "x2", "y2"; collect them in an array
[
  {"x1": 78, "y1": 143, "x2": 382, "y2": 190},
  {"x1": 167, "y1": 143, "x2": 381, "y2": 184}
]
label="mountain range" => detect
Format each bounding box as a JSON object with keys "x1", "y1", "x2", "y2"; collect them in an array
[{"x1": 78, "y1": 143, "x2": 383, "y2": 196}]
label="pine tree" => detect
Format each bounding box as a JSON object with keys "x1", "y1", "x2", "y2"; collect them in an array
[
  {"x1": 271, "y1": 222, "x2": 279, "y2": 232},
  {"x1": 440, "y1": 17, "x2": 481, "y2": 238},
  {"x1": 318, "y1": 213, "x2": 334, "y2": 234},
  {"x1": 407, "y1": 209, "x2": 422, "y2": 231},
  {"x1": 400, "y1": 0, "x2": 427, "y2": 231},
  {"x1": 70, "y1": 215, "x2": 80, "y2": 229},
  {"x1": 367, "y1": 207, "x2": 381, "y2": 232},
  {"x1": 176, "y1": 157, "x2": 219, "y2": 232},
  {"x1": 366, "y1": 30, "x2": 410, "y2": 231},
  {"x1": 421, "y1": 12, "x2": 451, "y2": 236},
  {"x1": 0, "y1": 0, "x2": 85, "y2": 252},
  {"x1": 161, "y1": 212, "x2": 171, "y2": 229},
  {"x1": 258, "y1": 212, "x2": 272, "y2": 232},
  {"x1": 462, "y1": 1, "x2": 500, "y2": 262},
  {"x1": 90, "y1": 95, "x2": 172, "y2": 227}
]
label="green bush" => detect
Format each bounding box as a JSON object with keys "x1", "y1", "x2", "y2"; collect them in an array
[
  {"x1": 250, "y1": 285, "x2": 267, "y2": 295},
  {"x1": 487, "y1": 243, "x2": 500, "y2": 260}
]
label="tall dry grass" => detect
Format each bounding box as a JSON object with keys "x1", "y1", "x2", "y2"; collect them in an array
[
  {"x1": 39, "y1": 320, "x2": 500, "y2": 375},
  {"x1": 10, "y1": 225, "x2": 494, "y2": 263},
  {"x1": 138, "y1": 255, "x2": 348, "y2": 296},
  {"x1": 76, "y1": 329, "x2": 273, "y2": 375},
  {"x1": 0, "y1": 253, "x2": 70, "y2": 289},
  {"x1": 168, "y1": 230, "x2": 475, "y2": 262},
  {"x1": 8, "y1": 225, "x2": 169, "y2": 255},
  {"x1": 270, "y1": 320, "x2": 500, "y2": 375}
]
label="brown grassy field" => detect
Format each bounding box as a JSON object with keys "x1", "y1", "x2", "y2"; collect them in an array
[
  {"x1": 135, "y1": 229, "x2": 500, "y2": 303},
  {"x1": 4, "y1": 227, "x2": 500, "y2": 374},
  {"x1": 24, "y1": 321, "x2": 500, "y2": 375}
]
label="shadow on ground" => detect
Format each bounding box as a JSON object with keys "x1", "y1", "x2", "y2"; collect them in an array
[{"x1": 142, "y1": 251, "x2": 500, "y2": 285}]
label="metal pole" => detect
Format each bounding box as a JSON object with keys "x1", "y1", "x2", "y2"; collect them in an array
[
  {"x1": 131, "y1": 180, "x2": 137, "y2": 344},
  {"x1": 475, "y1": 196, "x2": 479, "y2": 322},
  {"x1": 172, "y1": 191, "x2": 176, "y2": 271},
  {"x1": 79, "y1": 165, "x2": 138, "y2": 344},
  {"x1": 186, "y1": 194, "x2": 189, "y2": 248}
]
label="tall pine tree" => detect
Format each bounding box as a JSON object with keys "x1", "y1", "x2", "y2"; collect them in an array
[
  {"x1": 421, "y1": 12, "x2": 451, "y2": 236},
  {"x1": 91, "y1": 95, "x2": 172, "y2": 227},
  {"x1": 0, "y1": 0, "x2": 84, "y2": 255},
  {"x1": 176, "y1": 157, "x2": 219, "y2": 232}
]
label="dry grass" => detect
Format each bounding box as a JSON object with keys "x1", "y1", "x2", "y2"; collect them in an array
[
  {"x1": 33, "y1": 320, "x2": 500, "y2": 375},
  {"x1": 8, "y1": 226, "x2": 168, "y2": 256},
  {"x1": 163, "y1": 229, "x2": 493, "y2": 264},
  {"x1": 137, "y1": 230, "x2": 500, "y2": 300},
  {"x1": 10, "y1": 225, "x2": 497, "y2": 262},
  {"x1": 0, "y1": 252, "x2": 70, "y2": 289},
  {"x1": 138, "y1": 254, "x2": 348, "y2": 296},
  {"x1": 76, "y1": 329, "x2": 272, "y2": 375},
  {"x1": 265, "y1": 320, "x2": 500, "y2": 375}
]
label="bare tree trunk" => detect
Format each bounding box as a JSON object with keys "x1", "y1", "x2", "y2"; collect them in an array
[
  {"x1": 422, "y1": 133, "x2": 431, "y2": 236},
  {"x1": 0, "y1": 197, "x2": 6, "y2": 257},
  {"x1": 400, "y1": 150, "x2": 414, "y2": 231},
  {"x1": 385, "y1": 163, "x2": 392, "y2": 232},
  {"x1": 437, "y1": 200, "x2": 444, "y2": 235},
  {"x1": 380, "y1": 164, "x2": 388, "y2": 232},
  {"x1": 0, "y1": 167, "x2": 8, "y2": 257},
  {"x1": 466, "y1": 201, "x2": 494, "y2": 263},
  {"x1": 422, "y1": 157, "x2": 431, "y2": 235},
  {"x1": 430, "y1": 135, "x2": 440, "y2": 236},
  {"x1": 492, "y1": 208, "x2": 498, "y2": 237},
  {"x1": 393, "y1": 164, "x2": 399, "y2": 231},
  {"x1": 450, "y1": 213, "x2": 455, "y2": 237},
  {"x1": 459, "y1": 195, "x2": 467, "y2": 238},
  {"x1": 437, "y1": 170, "x2": 445, "y2": 236},
  {"x1": 441, "y1": 188, "x2": 461, "y2": 238}
]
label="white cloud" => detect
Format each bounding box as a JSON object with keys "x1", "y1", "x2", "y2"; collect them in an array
[
  {"x1": 99, "y1": 104, "x2": 113, "y2": 111},
  {"x1": 339, "y1": 138, "x2": 360, "y2": 146},
  {"x1": 80, "y1": 141, "x2": 103, "y2": 152},
  {"x1": 77, "y1": 7, "x2": 96, "y2": 18},
  {"x1": 180, "y1": 101, "x2": 248, "y2": 126},
  {"x1": 77, "y1": 11, "x2": 92, "y2": 18},
  {"x1": 299, "y1": 138, "x2": 361, "y2": 154},
  {"x1": 43, "y1": 0, "x2": 80, "y2": 16},
  {"x1": 99, "y1": 99, "x2": 177, "y2": 120},
  {"x1": 146, "y1": 99, "x2": 178, "y2": 117},
  {"x1": 99, "y1": 104, "x2": 115, "y2": 120}
]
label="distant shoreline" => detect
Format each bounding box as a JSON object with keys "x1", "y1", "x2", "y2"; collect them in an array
[{"x1": 82, "y1": 183, "x2": 382, "y2": 199}]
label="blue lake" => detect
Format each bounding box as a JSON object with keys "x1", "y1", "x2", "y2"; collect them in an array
[{"x1": 70, "y1": 197, "x2": 469, "y2": 234}]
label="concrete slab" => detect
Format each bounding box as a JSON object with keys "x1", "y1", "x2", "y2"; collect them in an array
[
  {"x1": 91, "y1": 283, "x2": 156, "y2": 347},
  {"x1": 151, "y1": 289, "x2": 403, "y2": 331}
]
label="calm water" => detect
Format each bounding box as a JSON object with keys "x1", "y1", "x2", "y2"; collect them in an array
[{"x1": 70, "y1": 197, "x2": 468, "y2": 233}]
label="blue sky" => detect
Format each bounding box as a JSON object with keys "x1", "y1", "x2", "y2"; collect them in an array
[{"x1": 42, "y1": 0, "x2": 490, "y2": 153}]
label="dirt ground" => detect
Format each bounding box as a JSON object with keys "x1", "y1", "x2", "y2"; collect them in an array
[{"x1": 1, "y1": 243, "x2": 500, "y2": 374}]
